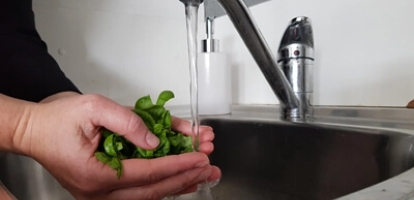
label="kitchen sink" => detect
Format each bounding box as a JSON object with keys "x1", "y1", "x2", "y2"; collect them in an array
[
  {"x1": 201, "y1": 118, "x2": 414, "y2": 200},
  {"x1": 2, "y1": 105, "x2": 414, "y2": 200}
]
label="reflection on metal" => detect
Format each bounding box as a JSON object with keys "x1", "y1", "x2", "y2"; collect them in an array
[{"x1": 277, "y1": 16, "x2": 314, "y2": 120}]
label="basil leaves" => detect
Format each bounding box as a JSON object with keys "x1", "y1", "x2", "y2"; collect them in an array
[{"x1": 95, "y1": 91, "x2": 194, "y2": 178}]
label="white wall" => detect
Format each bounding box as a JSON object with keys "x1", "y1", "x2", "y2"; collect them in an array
[{"x1": 33, "y1": 0, "x2": 414, "y2": 107}]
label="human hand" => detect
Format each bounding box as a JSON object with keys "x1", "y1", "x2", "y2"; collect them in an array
[{"x1": 16, "y1": 94, "x2": 220, "y2": 200}]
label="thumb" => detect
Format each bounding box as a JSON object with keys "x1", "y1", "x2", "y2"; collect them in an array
[{"x1": 88, "y1": 95, "x2": 160, "y2": 149}]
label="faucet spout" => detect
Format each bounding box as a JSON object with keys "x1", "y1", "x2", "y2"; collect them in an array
[
  {"x1": 215, "y1": 0, "x2": 300, "y2": 110},
  {"x1": 179, "y1": 0, "x2": 204, "y2": 6}
]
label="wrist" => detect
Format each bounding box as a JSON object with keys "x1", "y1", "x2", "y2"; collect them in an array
[
  {"x1": 40, "y1": 91, "x2": 81, "y2": 103},
  {"x1": 0, "y1": 95, "x2": 36, "y2": 156}
]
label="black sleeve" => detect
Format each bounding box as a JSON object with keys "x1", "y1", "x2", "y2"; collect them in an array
[{"x1": 0, "y1": 0, "x2": 81, "y2": 102}]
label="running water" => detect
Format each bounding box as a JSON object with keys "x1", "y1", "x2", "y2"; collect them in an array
[
  {"x1": 183, "y1": 3, "x2": 214, "y2": 200},
  {"x1": 184, "y1": 4, "x2": 200, "y2": 153}
]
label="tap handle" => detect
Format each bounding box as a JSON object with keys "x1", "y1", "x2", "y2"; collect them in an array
[
  {"x1": 280, "y1": 16, "x2": 313, "y2": 48},
  {"x1": 278, "y1": 16, "x2": 314, "y2": 62}
]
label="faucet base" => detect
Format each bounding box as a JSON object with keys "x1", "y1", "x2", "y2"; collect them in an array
[{"x1": 282, "y1": 93, "x2": 313, "y2": 122}]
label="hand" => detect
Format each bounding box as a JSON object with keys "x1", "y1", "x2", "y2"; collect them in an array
[{"x1": 17, "y1": 94, "x2": 220, "y2": 200}]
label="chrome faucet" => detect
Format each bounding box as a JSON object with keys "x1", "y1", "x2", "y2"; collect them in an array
[
  {"x1": 277, "y1": 16, "x2": 314, "y2": 120},
  {"x1": 179, "y1": 0, "x2": 314, "y2": 121}
]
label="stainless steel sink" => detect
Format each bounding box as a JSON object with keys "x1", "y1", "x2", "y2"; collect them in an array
[
  {"x1": 201, "y1": 118, "x2": 414, "y2": 200},
  {"x1": 2, "y1": 105, "x2": 414, "y2": 200}
]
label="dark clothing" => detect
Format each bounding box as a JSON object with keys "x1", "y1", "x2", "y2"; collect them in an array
[{"x1": 0, "y1": 0, "x2": 81, "y2": 102}]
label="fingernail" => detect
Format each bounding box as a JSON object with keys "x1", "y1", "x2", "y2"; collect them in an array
[{"x1": 146, "y1": 133, "x2": 160, "y2": 148}]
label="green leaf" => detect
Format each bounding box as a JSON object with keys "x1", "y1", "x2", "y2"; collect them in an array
[
  {"x1": 181, "y1": 135, "x2": 194, "y2": 153},
  {"x1": 136, "y1": 147, "x2": 154, "y2": 158},
  {"x1": 117, "y1": 168, "x2": 123, "y2": 179},
  {"x1": 162, "y1": 110, "x2": 172, "y2": 129},
  {"x1": 167, "y1": 130, "x2": 177, "y2": 137},
  {"x1": 168, "y1": 134, "x2": 181, "y2": 147},
  {"x1": 132, "y1": 109, "x2": 155, "y2": 128},
  {"x1": 107, "y1": 157, "x2": 123, "y2": 179},
  {"x1": 154, "y1": 136, "x2": 170, "y2": 157},
  {"x1": 144, "y1": 105, "x2": 166, "y2": 122},
  {"x1": 168, "y1": 133, "x2": 193, "y2": 154},
  {"x1": 103, "y1": 134, "x2": 117, "y2": 157},
  {"x1": 156, "y1": 90, "x2": 174, "y2": 106},
  {"x1": 95, "y1": 152, "x2": 112, "y2": 164},
  {"x1": 181, "y1": 134, "x2": 193, "y2": 148},
  {"x1": 108, "y1": 157, "x2": 122, "y2": 170},
  {"x1": 135, "y1": 95, "x2": 154, "y2": 110},
  {"x1": 153, "y1": 124, "x2": 164, "y2": 134},
  {"x1": 118, "y1": 137, "x2": 134, "y2": 158},
  {"x1": 116, "y1": 141, "x2": 123, "y2": 151}
]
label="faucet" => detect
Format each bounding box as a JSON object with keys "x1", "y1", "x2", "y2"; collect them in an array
[
  {"x1": 179, "y1": 0, "x2": 314, "y2": 121},
  {"x1": 277, "y1": 17, "x2": 314, "y2": 120}
]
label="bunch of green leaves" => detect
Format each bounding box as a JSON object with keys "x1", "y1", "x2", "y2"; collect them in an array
[{"x1": 95, "y1": 90, "x2": 194, "y2": 178}]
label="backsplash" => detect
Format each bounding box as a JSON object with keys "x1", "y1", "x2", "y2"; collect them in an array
[{"x1": 33, "y1": 0, "x2": 414, "y2": 107}]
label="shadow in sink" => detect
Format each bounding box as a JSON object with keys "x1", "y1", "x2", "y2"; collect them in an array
[{"x1": 201, "y1": 118, "x2": 414, "y2": 200}]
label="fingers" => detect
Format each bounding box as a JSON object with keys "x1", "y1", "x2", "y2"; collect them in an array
[
  {"x1": 198, "y1": 142, "x2": 214, "y2": 155},
  {"x1": 172, "y1": 117, "x2": 213, "y2": 135},
  {"x1": 98, "y1": 152, "x2": 210, "y2": 189},
  {"x1": 170, "y1": 166, "x2": 222, "y2": 197},
  {"x1": 171, "y1": 117, "x2": 215, "y2": 155},
  {"x1": 108, "y1": 166, "x2": 213, "y2": 200},
  {"x1": 171, "y1": 184, "x2": 198, "y2": 196},
  {"x1": 86, "y1": 94, "x2": 159, "y2": 149},
  {"x1": 207, "y1": 166, "x2": 221, "y2": 183}
]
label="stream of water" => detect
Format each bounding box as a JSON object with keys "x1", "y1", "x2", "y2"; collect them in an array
[{"x1": 183, "y1": 3, "x2": 214, "y2": 200}]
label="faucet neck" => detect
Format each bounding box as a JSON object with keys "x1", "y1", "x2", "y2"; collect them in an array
[{"x1": 216, "y1": 0, "x2": 300, "y2": 110}]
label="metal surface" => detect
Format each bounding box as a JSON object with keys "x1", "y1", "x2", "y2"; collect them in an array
[
  {"x1": 204, "y1": 0, "x2": 271, "y2": 20},
  {"x1": 179, "y1": 0, "x2": 204, "y2": 6},
  {"x1": 174, "y1": 105, "x2": 414, "y2": 200},
  {"x1": 0, "y1": 155, "x2": 74, "y2": 200},
  {"x1": 202, "y1": 118, "x2": 414, "y2": 200},
  {"x1": 201, "y1": 17, "x2": 220, "y2": 53},
  {"x1": 2, "y1": 105, "x2": 414, "y2": 199},
  {"x1": 215, "y1": 0, "x2": 300, "y2": 110},
  {"x1": 278, "y1": 16, "x2": 314, "y2": 120}
]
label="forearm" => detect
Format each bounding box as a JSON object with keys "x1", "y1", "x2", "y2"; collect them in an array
[{"x1": 0, "y1": 94, "x2": 34, "y2": 155}]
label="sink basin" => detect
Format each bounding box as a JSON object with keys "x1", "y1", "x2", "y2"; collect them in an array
[
  {"x1": 201, "y1": 118, "x2": 414, "y2": 200},
  {"x1": 2, "y1": 105, "x2": 414, "y2": 200}
]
